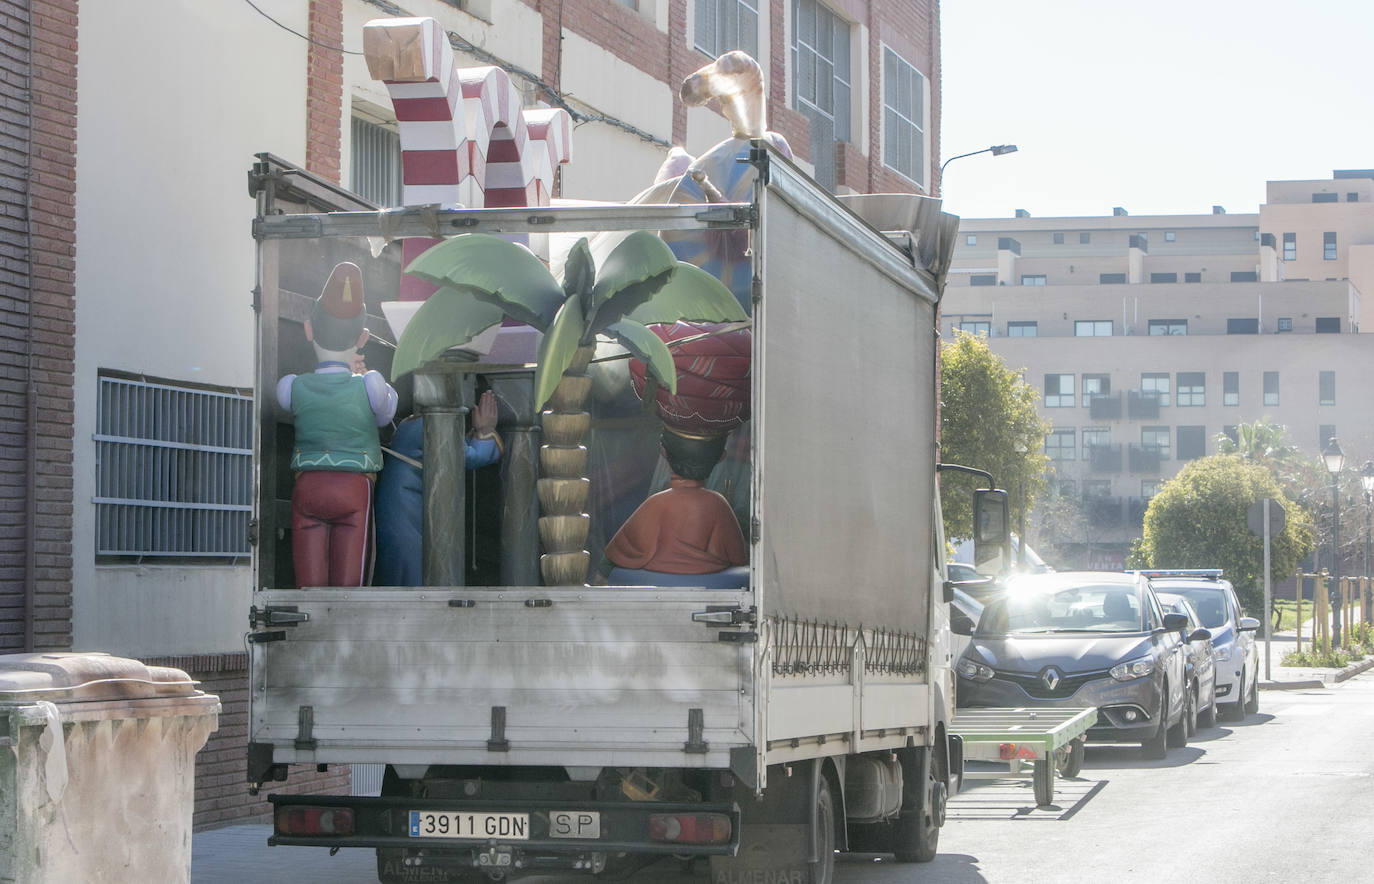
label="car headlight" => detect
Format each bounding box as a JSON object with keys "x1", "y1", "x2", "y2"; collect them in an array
[
  {"x1": 1212, "y1": 645, "x2": 1232, "y2": 663},
  {"x1": 1110, "y1": 656, "x2": 1155, "y2": 681},
  {"x1": 956, "y1": 657, "x2": 994, "y2": 682}
]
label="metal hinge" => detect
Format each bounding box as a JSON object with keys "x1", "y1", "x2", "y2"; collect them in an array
[
  {"x1": 295, "y1": 706, "x2": 317, "y2": 751},
  {"x1": 751, "y1": 516, "x2": 761, "y2": 544}
]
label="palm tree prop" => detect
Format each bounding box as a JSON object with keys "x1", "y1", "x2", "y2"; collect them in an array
[{"x1": 393, "y1": 231, "x2": 747, "y2": 584}]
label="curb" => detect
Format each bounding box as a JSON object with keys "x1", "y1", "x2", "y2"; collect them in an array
[
  {"x1": 1257, "y1": 655, "x2": 1374, "y2": 690},
  {"x1": 1259, "y1": 679, "x2": 1324, "y2": 691},
  {"x1": 1335, "y1": 656, "x2": 1374, "y2": 683}
]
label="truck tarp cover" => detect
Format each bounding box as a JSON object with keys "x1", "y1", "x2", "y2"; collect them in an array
[{"x1": 754, "y1": 173, "x2": 935, "y2": 634}]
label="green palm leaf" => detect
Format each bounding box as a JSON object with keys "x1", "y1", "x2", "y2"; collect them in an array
[
  {"x1": 624, "y1": 262, "x2": 749, "y2": 325},
  {"x1": 391, "y1": 288, "x2": 505, "y2": 378},
  {"x1": 406, "y1": 233, "x2": 565, "y2": 330},
  {"x1": 533, "y1": 295, "x2": 587, "y2": 410},
  {"x1": 585, "y1": 231, "x2": 678, "y2": 338},
  {"x1": 606, "y1": 318, "x2": 678, "y2": 394}
]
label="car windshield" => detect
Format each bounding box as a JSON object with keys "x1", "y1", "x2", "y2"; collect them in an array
[
  {"x1": 975, "y1": 582, "x2": 1143, "y2": 635},
  {"x1": 1158, "y1": 586, "x2": 1228, "y2": 629},
  {"x1": 1155, "y1": 594, "x2": 1196, "y2": 629}
]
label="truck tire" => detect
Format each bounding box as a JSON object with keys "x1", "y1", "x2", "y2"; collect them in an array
[
  {"x1": 1032, "y1": 760, "x2": 1053, "y2": 807},
  {"x1": 810, "y1": 777, "x2": 836, "y2": 884},
  {"x1": 893, "y1": 747, "x2": 942, "y2": 864}
]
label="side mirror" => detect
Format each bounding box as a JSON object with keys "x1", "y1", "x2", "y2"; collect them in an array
[
  {"x1": 973, "y1": 489, "x2": 1011, "y2": 576},
  {"x1": 1188, "y1": 627, "x2": 1212, "y2": 643},
  {"x1": 950, "y1": 608, "x2": 975, "y2": 636},
  {"x1": 1238, "y1": 616, "x2": 1261, "y2": 633},
  {"x1": 942, "y1": 579, "x2": 956, "y2": 604},
  {"x1": 1162, "y1": 612, "x2": 1189, "y2": 632}
]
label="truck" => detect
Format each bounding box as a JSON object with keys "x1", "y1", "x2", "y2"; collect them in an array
[{"x1": 245, "y1": 144, "x2": 1010, "y2": 884}]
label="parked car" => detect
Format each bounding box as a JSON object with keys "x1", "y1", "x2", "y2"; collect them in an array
[
  {"x1": 1155, "y1": 593, "x2": 1218, "y2": 733},
  {"x1": 1137, "y1": 570, "x2": 1259, "y2": 721},
  {"x1": 948, "y1": 562, "x2": 999, "y2": 602},
  {"x1": 956, "y1": 571, "x2": 1189, "y2": 759},
  {"x1": 950, "y1": 585, "x2": 984, "y2": 664}
]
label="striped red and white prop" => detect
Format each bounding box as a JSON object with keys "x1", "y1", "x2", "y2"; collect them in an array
[{"x1": 363, "y1": 17, "x2": 573, "y2": 299}]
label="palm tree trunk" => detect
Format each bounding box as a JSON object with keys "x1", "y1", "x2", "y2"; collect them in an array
[{"x1": 536, "y1": 344, "x2": 595, "y2": 584}]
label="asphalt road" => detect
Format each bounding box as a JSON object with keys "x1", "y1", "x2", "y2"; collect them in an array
[{"x1": 193, "y1": 674, "x2": 1374, "y2": 883}]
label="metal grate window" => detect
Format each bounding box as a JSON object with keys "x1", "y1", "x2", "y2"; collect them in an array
[
  {"x1": 95, "y1": 374, "x2": 253, "y2": 561},
  {"x1": 350, "y1": 117, "x2": 402, "y2": 207}
]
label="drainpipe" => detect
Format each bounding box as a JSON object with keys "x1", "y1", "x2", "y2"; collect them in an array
[{"x1": 23, "y1": 10, "x2": 37, "y2": 652}]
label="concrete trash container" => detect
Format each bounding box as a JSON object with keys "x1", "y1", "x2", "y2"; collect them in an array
[{"x1": 0, "y1": 652, "x2": 220, "y2": 884}]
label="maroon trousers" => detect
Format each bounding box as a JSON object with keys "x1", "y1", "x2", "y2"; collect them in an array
[{"x1": 291, "y1": 471, "x2": 374, "y2": 587}]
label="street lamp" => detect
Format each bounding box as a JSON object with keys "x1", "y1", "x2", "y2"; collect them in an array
[
  {"x1": 1360, "y1": 461, "x2": 1374, "y2": 626},
  {"x1": 1014, "y1": 440, "x2": 1029, "y2": 568},
  {"x1": 938, "y1": 144, "x2": 1018, "y2": 195},
  {"x1": 1322, "y1": 437, "x2": 1345, "y2": 645}
]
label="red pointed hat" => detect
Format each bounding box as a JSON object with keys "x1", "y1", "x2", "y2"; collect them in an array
[{"x1": 310, "y1": 262, "x2": 366, "y2": 350}]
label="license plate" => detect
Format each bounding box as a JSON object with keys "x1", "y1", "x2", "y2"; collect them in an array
[
  {"x1": 549, "y1": 811, "x2": 601, "y2": 839},
  {"x1": 408, "y1": 811, "x2": 530, "y2": 840}
]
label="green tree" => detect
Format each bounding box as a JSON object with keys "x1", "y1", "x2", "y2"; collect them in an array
[
  {"x1": 939, "y1": 330, "x2": 1049, "y2": 542},
  {"x1": 1133, "y1": 455, "x2": 1315, "y2": 612}
]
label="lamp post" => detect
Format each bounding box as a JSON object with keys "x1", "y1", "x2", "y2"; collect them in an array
[
  {"x1": 938, "y1": 144, "x2": 1018, "y2": 195},
  {"x1": 1014, "y1": 440, "x2": 1029, "y2": 569},
  {"x1": 1361, "y1": 461, "x2": 1374, "y2": 626},
  {"x1": 1322, "y1": 437, "x2": 1345, "y2": 646}
]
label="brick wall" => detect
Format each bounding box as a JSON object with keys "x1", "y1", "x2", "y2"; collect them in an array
[
  {"x1": 141, "y1": 654, "x2": 353, "y2": 831},
  {"x1": 0, "y1": 0, "x2": 76, "y2": 653},
  {"x1": 306, "y1": 0, "x2": 343, "y2": 183}
]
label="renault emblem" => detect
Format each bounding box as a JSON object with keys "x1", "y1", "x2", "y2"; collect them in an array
[{"x1": 1042, "y1": 667, "x2": 1062, "y2": 691}]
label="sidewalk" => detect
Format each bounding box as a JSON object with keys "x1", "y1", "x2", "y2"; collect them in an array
[{"x1": 1257, "y1": 626, "x2": 1374, "y2": 690}]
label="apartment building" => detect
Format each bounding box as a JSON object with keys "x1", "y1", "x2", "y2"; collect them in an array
[
  {"x1": 943, "y1": 171, "x2": 1374, "y2": 570},
  {"x1": 6, "y1": 0, "x2": 940, "y2": 827}
]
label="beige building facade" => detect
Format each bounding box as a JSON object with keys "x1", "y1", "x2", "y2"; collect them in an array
[{"x1": 943, "y1": 170, "x2": 1374, "y2": 569}]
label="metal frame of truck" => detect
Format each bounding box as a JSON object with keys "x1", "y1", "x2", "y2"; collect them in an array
[{"x1": 246, "y1": 145, "x2": 968, "y2": 883}]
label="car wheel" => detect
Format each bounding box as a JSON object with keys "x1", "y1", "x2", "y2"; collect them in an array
[
  {"x1": 1225, "y1": 674, "x2": 1247, "y2": 721},
  {"x1": 1198, "y1": 690, "x2": 1217, "y2": 730},
  {"x1": 1183, "y1": 682, "x2": 1199, "y2": 737},
  {"x1": 1245, "y1": 673, "x2": 1260, "y2": 714},
  {"x1": 1141, "y1": 698, "x2": 1169, "y2": 760},
  {"x1": 1167, "y1": 686, "x2": 1189, "y2": 749},
  {"x1": 1056, "y1": 736, "x2": 1085, "y2": 779}
]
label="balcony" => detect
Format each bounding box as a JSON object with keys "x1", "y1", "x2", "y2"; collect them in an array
[
  {"x1": 1088, "y1": 444, "x2": 1123, "y2": 474},
  {"x1": 1089, "y1": 392, "x2": 1123, "y2": 420},
  {"x1": 1127, "y1": 391, "x2": 1161, "y2": 420},
  {"x1": 1084, "y1": 496, "x2": 1124, "y2": 526},
  {"x1": 1129, "y1": 445, "x2": 1162, "y2": 473}
]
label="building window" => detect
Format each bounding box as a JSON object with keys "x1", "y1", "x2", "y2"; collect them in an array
[
  {"x1": 1223, "y1": 371, "x2": 1239, "y2": 406},
  {"x1": 1312, "y1": 192, "x2": 1338, "y2": 203},
  {"x1": 1007, "y1": 321, "x2": 1038, "y2": 337},
  {"x1": 1059, "y1": 480, "x2": 1078, "y2": 497},
  {"x1": 1150, "y1": 272, "x2": 1178, "y2": 283},
  {"x1": 1082, "y1": 427, "x2": 1110, "y2": 458},
  {"x1": 1053, "y1": 232, "x2": 1065, "y2": 244},
  {"x1": 1324, "y1": 231, "x2": 1338, "y2": 260},
  {"x1": 1315, "y1": 317, "x2": 1341, "y2": 333},
  {"x1": 1177, "y1": 426, "x2": 1206, "y2": 461},
  {"x1": 1185, "y1": 272, "x2": 1202, "y2": 283},
  {"x1": 1044, "y1": 374, "x2": 1075, "y2": 408},
  {"x1": 794, "y1": 0, "x2": 851, "y2": 190},
  {"x1": 95, "y1": 372, "x2": 253, "y2": 561},
  {"x1": 1083, "y1": 479, "x2": 1111, "y2": 499},
  {"x1": 1226, "y1": 318, "x2": 1259, "y2": 334},
  {"x1": 1282, "y1": 232, "x2": 1296, "y2": 261},
  {"x1": 1177, "y1": 371, "x2": 1205, "y2": 407},
  {"x1": 1320, "y1": 424, "x2": 1337, "y2": 449},
  {"x1": 966, "y1": 234, "x2": 977, "y2": 245},
  {"x1": 1277, "y1": 317, "x2": 1293, "y2": 332},
  {"x1": 1141, "y1": 426, "x2": 1170, "y2": 461},
  {"x1": 1319, "y1": 370, "x2": 1336, "y2": 406},
  {"x1": 1075, "y1": 320, "x2": 1112, "y2": 337},
  {"x1": 1148, "y1": 319, "x2": 1186, "y2": 336},
  {"x1": 1080, "y1": 232, "x2": 1091, "y2": 244},
  {"x1": 1099, "y1": 272, "x2": 1126, "y2": 284},
  {"x1": 1164, "y1": 231, "x2": 1176, "y2": 242},
  {"x1": 1046, "y1": 428, "x2": 1076, "y2": 461},
  {"x1": 958, "y1": 320, "x2": 990, "y2": 337},
  {"x1": 1142, "y1": 480, "x2": 1162, "y2": 499},
  {"x1": 1141, "y1": 372, "x2": 1171, "y2": 407},
  {"x1": 1349, "y1": 192, "x2": 1360, "y2": 202},
  {"x1": 1263, "y1": 371, "x2": 1279, "y2": 406},
  {"x1": 881, "y1": 45, "x2": 925, "y2": 186},
  {"x1": 1082, "y1": 373, "x2": 1110, "y2": 408},
  {"x1": 1222, "y1": 425, "x2": 1238, "y2": 445},
  {"x1": 1021, "y1": 274, "x2": 1047, "y2": 286},
  {"x1": 350, "y1": 116, "x2": 402, "y2": 207},
  {"x1": 697, "y1": 0, "x2": 760, "y2": 60},
  {"x1": 1230, "y1": 271, "x2": 1258, "y2": 282},
  {"x1": 969, "y1": 273, "x2": 997, "y2": 286}
]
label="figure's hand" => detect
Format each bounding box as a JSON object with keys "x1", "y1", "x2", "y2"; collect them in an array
[
  {"x1": 350, "y1": 352, "x2": 367, "y2": 374},
  {"x1": 472, "y1": 389, "x2": 498, "y2": 434}
]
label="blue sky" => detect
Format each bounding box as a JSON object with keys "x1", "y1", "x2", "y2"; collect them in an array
[{"x1": 939, "y1": 0, "x2": 1374, "y2": 220}]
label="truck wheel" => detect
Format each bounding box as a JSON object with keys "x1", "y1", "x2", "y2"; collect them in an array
[
  {"x1": 893, "y1": 747, "x2": 942, "y2": 864},
  {"x1": 1056, "y1": 737, "x2": 1084, "y2": 779},
  {"x1": 1032, "y1": 760, "x2": 1054, "y2": 807},
  {"x1": 810, "y1": 777, "x2": 836, "y2": 884}
]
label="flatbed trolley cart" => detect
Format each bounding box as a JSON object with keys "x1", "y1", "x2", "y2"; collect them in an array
[{"x1": 951, "y1": 707, "x2": 1097, "y2": 806}]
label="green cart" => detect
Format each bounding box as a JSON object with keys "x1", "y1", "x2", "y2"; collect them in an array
[{"x1": 951, "y1": 706, "x2": 1098, "y2": 807}]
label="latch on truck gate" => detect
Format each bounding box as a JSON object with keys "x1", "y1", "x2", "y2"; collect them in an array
[
  {"x1": 248, "y1": 605, "x2": 310, "y2": 642},
  {"x1": 692, "y1": 605, "x2": 757, "y2": 642}
]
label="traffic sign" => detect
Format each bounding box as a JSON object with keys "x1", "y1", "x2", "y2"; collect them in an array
[{"x1": 1247, "y1": 498, "x2": 1286, "y2": 536}]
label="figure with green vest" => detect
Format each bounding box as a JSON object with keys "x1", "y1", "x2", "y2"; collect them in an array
[{"x1": 276, "y1": 262, "x2": 398, "y2": 587}]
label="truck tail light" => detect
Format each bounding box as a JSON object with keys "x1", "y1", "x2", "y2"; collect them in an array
[
  {"x1": 648, "y1": 813, "x2": 732, "y2": 845},
  {"x1": 275, "y1": 806, "x2": 355, "y2": 837}
]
